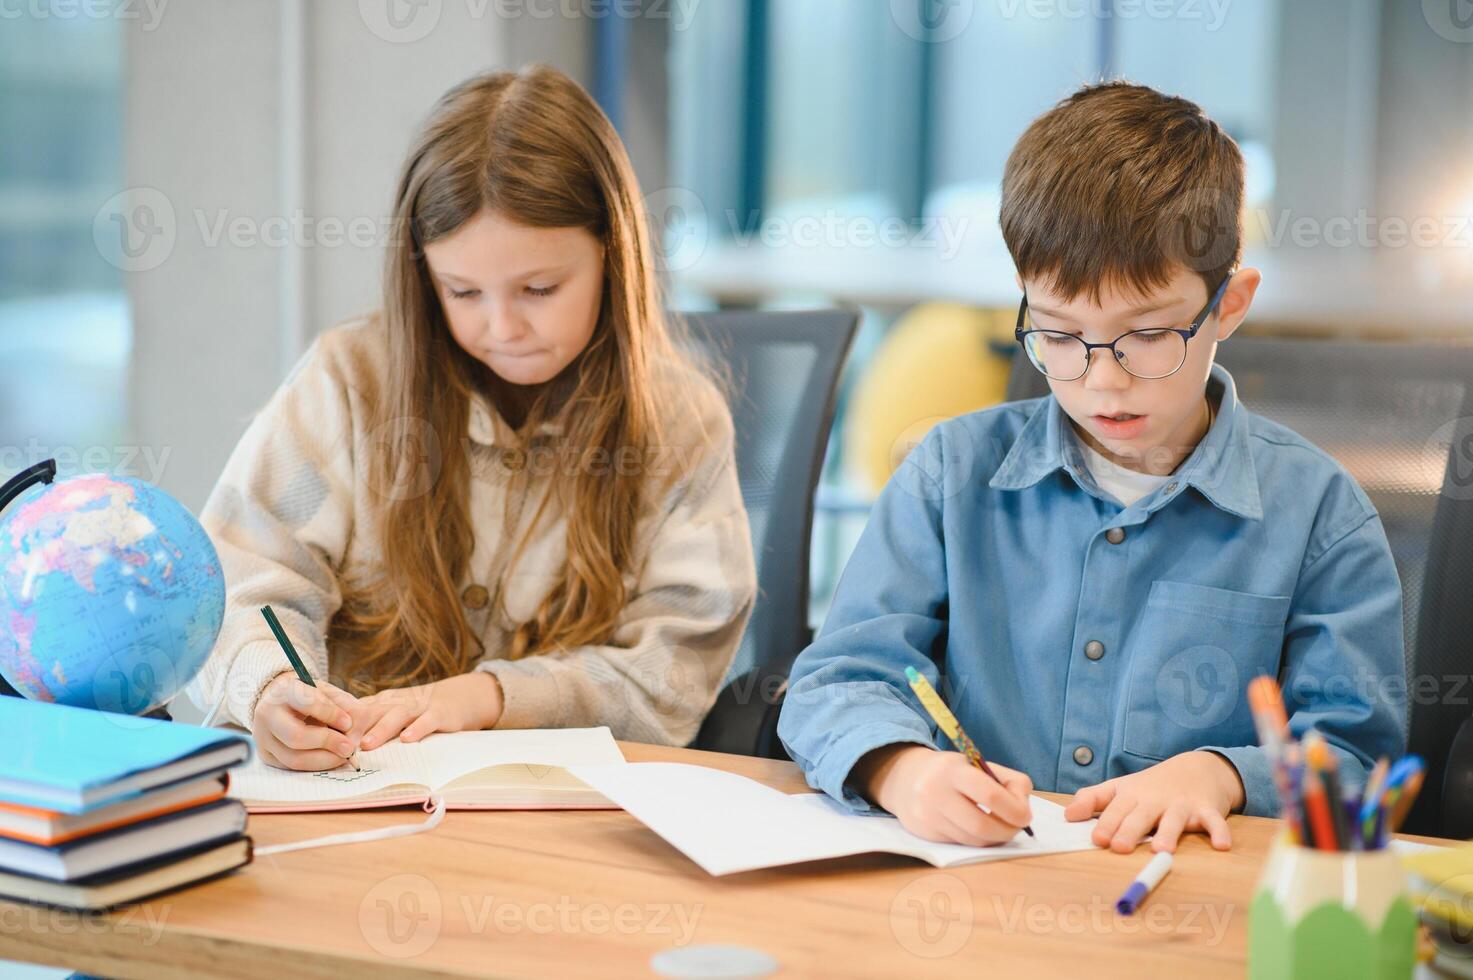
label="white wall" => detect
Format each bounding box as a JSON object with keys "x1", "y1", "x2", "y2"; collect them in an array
[{"x1": 125, "y1": 1, "x2": 594, "y2": 514}]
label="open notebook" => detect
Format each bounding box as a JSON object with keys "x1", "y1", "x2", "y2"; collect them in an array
[
  {"x1": 568, "y1": 762, "x2": 1101, "y2": 876},
  {"x1": 230, "y1": 728, "x2": 626, "y2": 812}
]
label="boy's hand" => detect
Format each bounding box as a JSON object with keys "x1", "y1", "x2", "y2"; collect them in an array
[
  {"x1": 251, "y1": 673, "x2": 367, "y2": 771},
  {"x1": 1064, "y1": 750, "x2": 1245, "y2": 853},
  {"x1": 356, "y1": 672, "x2": 505, "y2": 749},
  {"x1": 852, "y1": 744, "x2": 1035, "y2": 846}
]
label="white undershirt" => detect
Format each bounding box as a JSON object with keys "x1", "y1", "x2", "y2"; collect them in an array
[{"x1": 1077, "y1": 439, "x2": 1174, "y2": 507}]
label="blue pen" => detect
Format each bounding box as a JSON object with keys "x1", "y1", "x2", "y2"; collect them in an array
[{"x1": 1116, "y1": 851, "x2": 1173, "y2": 915}]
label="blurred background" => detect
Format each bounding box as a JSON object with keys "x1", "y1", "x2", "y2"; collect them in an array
[{"x1": 3, "y1": 0, "x2": 1472, "y2": 635}]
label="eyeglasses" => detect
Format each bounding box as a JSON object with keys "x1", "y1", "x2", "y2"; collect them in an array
[{"x1": 1014, "y1": 273, "x2": 1233, "y2": 382}]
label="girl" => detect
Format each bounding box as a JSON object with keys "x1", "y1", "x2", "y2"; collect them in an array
[{"x1": 192, "y1": 65, "x2": 756, "y2": 771}]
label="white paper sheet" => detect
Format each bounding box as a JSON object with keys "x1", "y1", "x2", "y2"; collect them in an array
[{"x1": 567, "y1": 761, "x2": 1100, "y2": 876}]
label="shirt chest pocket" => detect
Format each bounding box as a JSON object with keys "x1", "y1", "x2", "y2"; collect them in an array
[{"x1": 1121, "y1": 580, "x2": 1292, "y2": 762}]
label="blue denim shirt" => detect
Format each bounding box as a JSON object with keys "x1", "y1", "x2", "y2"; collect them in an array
[{"x1": 779, "y1": 363, "x2": 1406, "y2": 818}]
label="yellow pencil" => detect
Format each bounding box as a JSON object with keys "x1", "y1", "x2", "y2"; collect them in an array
[{"x1": 904, "y1": 666, "x2": 1034, "y2": 837}]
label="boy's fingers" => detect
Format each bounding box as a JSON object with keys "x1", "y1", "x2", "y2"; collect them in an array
[
  {"x1": 1066, "y1": 782, "x2": 1113, "y2": 821},
  {"x1": 1110, "y1": 805, "x2": 1159, "y2": 853},
  {"x1": 1091, "y1": 797, "x2": 1134, "y2": 848},
  {"x1": 939, "y1": 794, "x2": 1022, "y2": 846},
  {"x1": 954, "y1": 768, "x2": 1033, "y2": 828},
  {"x1": 1200, "y1": 807, "x2": 1233, "y2": 850},
  {"x1": 993, "y1": 764, "x2": 1033, "y2": 796},
  {"x1": 1152, "y1": 805, "x2": 1189, "y2": 853}
]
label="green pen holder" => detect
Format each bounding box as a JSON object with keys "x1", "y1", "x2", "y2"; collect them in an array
[{"x1": 1249, "y1": 835, "x2": 1417, "y2": 980}]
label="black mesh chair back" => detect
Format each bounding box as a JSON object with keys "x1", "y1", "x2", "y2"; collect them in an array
[{"x1": 684, "y1": 310, "x2": 859, "y2": 759}]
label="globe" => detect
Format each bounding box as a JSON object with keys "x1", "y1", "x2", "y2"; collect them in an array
[{"x1": 0, "y1": 470, "x2": 225, "y2": 714}]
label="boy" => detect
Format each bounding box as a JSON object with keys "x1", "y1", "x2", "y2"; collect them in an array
[{"x1": 777, "y1": 82, "x2": 1406, "y2": 854}]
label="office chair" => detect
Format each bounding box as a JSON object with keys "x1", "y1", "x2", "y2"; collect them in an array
[
  {"x1": 1006, "y1": 337, "x2": 1473, "y2": 838},
  {"x1": 685, "y1": 309, "x2": 859, "y2": 760}
]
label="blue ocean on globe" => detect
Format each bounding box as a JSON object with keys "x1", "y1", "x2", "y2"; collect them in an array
[{"x1": 0, "y1": 473, "x2": 225, "y2": 713}]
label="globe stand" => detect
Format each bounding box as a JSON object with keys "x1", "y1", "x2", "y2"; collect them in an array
[
  {"x1": 0, "y1": 459, "x2": 58, "y2": 704},
  {"x1": 0, "y1": 459, "x2": 57, "y2": 515}
]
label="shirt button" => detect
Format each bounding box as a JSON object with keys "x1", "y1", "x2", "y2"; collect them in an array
[
  {"x1": 1073, "y1": 745, "x2": 1094, "y2": 766},
  {"x1": 1105, "y1": 527, "x2": 1126, "y2": 545},
  {"x1": 1084, "y1": 640, "x2": 1105, "y2": 661},
  {"x1": 462, "y1": 584, "x2": 490, "y2": 610},
  {"x1": 1165, "y1": 482, "x2": 1178, "y2": 493}
]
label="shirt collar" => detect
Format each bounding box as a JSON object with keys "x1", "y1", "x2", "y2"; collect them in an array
[
  {"x1": 988, "y1": 362, "x2": 1263, "y2": 521},
  {"x1": 467, "y1": 390, "x2": 561, "y2": 447}
]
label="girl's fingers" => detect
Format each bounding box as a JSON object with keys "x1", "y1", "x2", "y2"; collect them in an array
[
  {"x1": 318, "y1": 682, "x2": 368, "y2": 729},
  {"x1": 1152, "y1": 804, "x2": 1190, "y2": 853},
  {"x1": 1199, "y1": 806, "x2": 1233, "y2": 850},
  {"x1": 266, "y1": 744, "x2": 354, "y2": 771},
  {"x1": 399, "y1": 712, "x2": 440, "y2": 743},
  {"x1": 361, "y1": 708, "x2": 414, "y2": 749},
  {"x1": 1110, "y1": 804, "x2": 1160, "y2": 854},
  {"x1": 1066, "y1": 782, "x2": 1114, "y2": 821},
  {"x1": 1091, "y1": 796, "x2": 1135, "y2": 848},
  {"x1": 274, "y1": 714, "x2": 350, "y2": 754},
  {"x1": 278, "y1": 681, "x2": 353, "y2": 732}
]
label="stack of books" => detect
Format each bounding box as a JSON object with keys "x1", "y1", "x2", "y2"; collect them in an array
[{"x1": 0, "y1": 697, "x2": 254, "y2": 910}]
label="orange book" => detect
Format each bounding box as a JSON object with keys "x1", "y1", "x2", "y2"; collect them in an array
[{"x1": 0, "y1": 774, "x2": 229, "y2": 847}]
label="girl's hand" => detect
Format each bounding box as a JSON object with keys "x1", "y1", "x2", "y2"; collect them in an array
[
  {"x1": 251, "y1": 673, "x2": 367, "y2": 771},
  {"x1": 1064, "y1": 750, "x2": 1245, "y2": 854},
  {"x1": 853, "y1": 744, "x2": 1035, "y2": 846},
  {"x1": 356, "y1": 672, "x2": 505, "y2": 750}
]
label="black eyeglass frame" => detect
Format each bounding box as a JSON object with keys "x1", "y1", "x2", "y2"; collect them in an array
[{"x1": 1014, "y1": 272, "x2": 1235, "y2": 381}]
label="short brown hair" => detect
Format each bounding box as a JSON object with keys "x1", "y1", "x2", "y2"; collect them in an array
[{"x1": 1000, "y1": 81, "x2": 1244, "y2": 304}]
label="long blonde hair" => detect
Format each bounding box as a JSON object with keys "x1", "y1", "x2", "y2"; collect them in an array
[{"x1": 330, "y1": 65, "x2": 696, "y2": 692}]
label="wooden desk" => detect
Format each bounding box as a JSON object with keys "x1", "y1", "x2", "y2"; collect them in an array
[{"x1": 0, "y1": 742, "x2": 1453, "y2": 979}]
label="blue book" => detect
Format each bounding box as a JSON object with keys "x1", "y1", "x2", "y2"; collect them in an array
[{"x1": 0, "y1": 697, "x2": 252, "y2": 814}]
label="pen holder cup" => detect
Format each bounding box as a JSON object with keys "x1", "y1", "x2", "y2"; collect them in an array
[{"x1": 1249, "y1": 835, "x2": 1417, "y2": 980}]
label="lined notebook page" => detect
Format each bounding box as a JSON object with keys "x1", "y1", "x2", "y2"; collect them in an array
[
  {"x1": 230, "y1": 727, "x2": 626, "y2": 805},
  {"x1": 231, "y1": 739, "x2": 435, "y2": 804}
]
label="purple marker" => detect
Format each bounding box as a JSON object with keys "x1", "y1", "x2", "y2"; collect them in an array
[{"x1": 1115, "y1": 851, "x2": 1174, "y2": 915}]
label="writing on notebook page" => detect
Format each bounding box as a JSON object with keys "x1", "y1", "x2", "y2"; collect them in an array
[{"x1": 312, "y1": 768, "x2": 381, "y2": 783}]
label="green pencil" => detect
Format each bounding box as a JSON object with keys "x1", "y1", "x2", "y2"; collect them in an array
[{"x1": 260, "y1": 605, "x2": 360, "y2": 770}]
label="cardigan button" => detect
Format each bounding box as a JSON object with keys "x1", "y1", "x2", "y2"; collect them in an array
[{"x1": 462, "y1": 584, "x2": 490, "y2": 610}]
